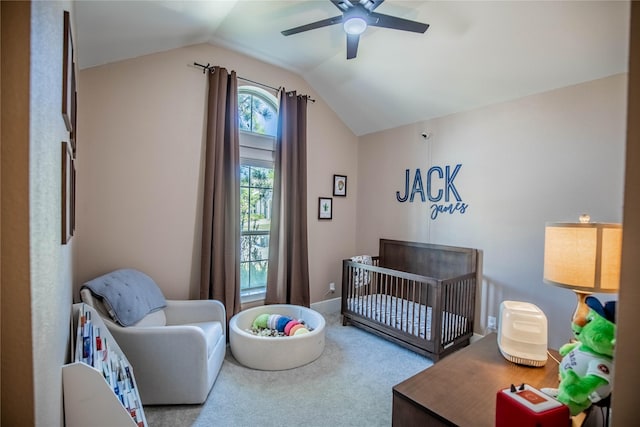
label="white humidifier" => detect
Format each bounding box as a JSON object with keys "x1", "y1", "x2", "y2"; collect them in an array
[{"x1": 497, "y1": 301, "x2": 548, "y2": 367}]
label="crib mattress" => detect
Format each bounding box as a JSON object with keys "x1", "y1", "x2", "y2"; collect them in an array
[{"x1": 346, "y1": 294, "x2": 467, "y2": 341}]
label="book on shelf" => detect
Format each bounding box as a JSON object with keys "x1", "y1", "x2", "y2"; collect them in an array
[{"x1": 74, "y1": 304, "x2": 144, "y2": 427}]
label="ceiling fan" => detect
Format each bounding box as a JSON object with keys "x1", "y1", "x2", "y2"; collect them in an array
[{"x1": 281, "y1": 0, "x2": 429, "y2": 60}]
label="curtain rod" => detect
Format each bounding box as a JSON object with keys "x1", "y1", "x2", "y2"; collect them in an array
[{"x1": 193, "y1": 62, "x2": 315, "y2": 103}]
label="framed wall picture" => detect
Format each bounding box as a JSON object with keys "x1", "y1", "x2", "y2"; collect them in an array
[
  {"x1": 70, "y1": 66, "x2": 77, "y2": 157},
  {"x1": 62, "y1": 10, "x2": 74, "y2": 132},
  {"x1": 71, "y1": 155, "x2": 76, "y2": 236},
  {"x1": 61, "y1": 141, "x2": 74, "y2": 244},
  {"x1": 333, "y1": 174, "x2": 347, "y2": 197},
  {"x1": 318, "y1": 197, "x2": 333, "y2": 220}
]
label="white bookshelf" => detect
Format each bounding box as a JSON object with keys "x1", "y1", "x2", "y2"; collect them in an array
[{"x1": 63, "y1": 303, "x2": 147, "y2": 427}]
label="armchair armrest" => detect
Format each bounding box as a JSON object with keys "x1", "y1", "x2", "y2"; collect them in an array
[
  {"x1": 164, "y1": 299, "x2": 226, "y2": 335},
  {"x1": 109, "y1": 324, "x2": 219, "y2": 404}
]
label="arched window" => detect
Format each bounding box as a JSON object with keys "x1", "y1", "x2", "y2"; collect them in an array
[
  {"x1": 238, "y1": 87, "x2": 278, "y2": 137},
  {"x1": 238, "y1": 87, "x2": 278, "y2": 300}
]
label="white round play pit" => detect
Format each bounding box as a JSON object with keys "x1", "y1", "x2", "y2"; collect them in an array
[{"x1": 229, "y1": 304, "x2": 326, "y2": 370}]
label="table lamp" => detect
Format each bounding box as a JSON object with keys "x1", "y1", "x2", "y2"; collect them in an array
[{"x1": 543, "y1": 215, "x2": 622, "y2": 325}]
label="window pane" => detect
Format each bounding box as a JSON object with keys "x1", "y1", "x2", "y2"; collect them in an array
[
  {"x1": 240, "y1": 187, "x2": 250, "y2": 232},
  {"x1": 240, "y1": 235, "x2": 252, "y2": 263},
  {"x1": 249, "y1": 260, "x2": 268, "y2": 288},
  {"x1": 248, "y1": 188, "x2": 264, "y2": 231},
  {"x1": 240, "y1": 165, "x2": 250, "y2": 186},
  {"x1": 240, "y1": 259, "x2": 269, "y2": 292},
  {"x1": 249, "y1": 235, "x2": 269, "y2": 262},
  {"x1": 264, "y1": 114, "x2": 277, "y2": 137},
  {"x1": 238, "y1": 90, "x2": 277, "y2": 137},
  {"x1": 250, "y1": 97, "x2": 276, "y2": 136},
  {"x1": 238, "y1": 94, "x2": 252, "y2": 132},
  {"x1": 257, "y1": 189, "x2": 271, "y2": 231},
  {"x1": 240, "y1": 263, "x2": 250, "y2": 290},
  {"x1": 240, "y1": 234, "x2": 269, "y2": 262},
  {"x1": 243, "y1": 166, "x2": 273, "y2": 233},
  {"x1": 249, "y1": 166, "x2": 272, "y2": 188}
]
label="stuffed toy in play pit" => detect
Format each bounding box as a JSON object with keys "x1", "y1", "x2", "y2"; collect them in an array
[
  {"x1": 249, "y1": 313, "x2": 312, "y2": 337},
  {"x1": 542, "y1": 296, "x2": 616, "y2": 416}
]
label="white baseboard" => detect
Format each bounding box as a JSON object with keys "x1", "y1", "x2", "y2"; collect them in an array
[
  {"x1": 311, "y1": 297, "x2": 341, "y2": 314},
  {"x1": 470, "y1": 332, "x2": 484, "y2": 344}
]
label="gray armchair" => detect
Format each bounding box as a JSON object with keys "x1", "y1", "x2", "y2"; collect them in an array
[{"x1": 80, "y1": 269, "x2": 226, "y2": 405}]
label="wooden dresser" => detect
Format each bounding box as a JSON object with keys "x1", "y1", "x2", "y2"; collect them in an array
[{"x1": 392, "y1": 333, "x2": 561, "y2": 426}]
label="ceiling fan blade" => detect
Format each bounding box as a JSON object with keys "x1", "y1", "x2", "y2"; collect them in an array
[
  {"x1": 281, "y1": 15, "x2": 343, "y2": 36},
  {"x1": 346, "y1": 33, "x2": 359, "y2": 59},
  {"x1": 361, "y1": 0, "x2": 385, "y2": 12},
  {"x1": 332, "y1": 0, "x2": 385, "y2": 12},
  {"x1": 330, "y1": 0, "x2": 355, "y2": 12},
  {"x1": 369, "y1": 12, "x2": 429, "y2": 33}
]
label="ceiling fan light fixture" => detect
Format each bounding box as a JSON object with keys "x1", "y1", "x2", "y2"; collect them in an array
[{"x1": 343, "y1": 17, "x2": 367, "y2": 35}]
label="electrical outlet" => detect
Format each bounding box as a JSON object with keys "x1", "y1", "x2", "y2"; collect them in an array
[
  {"x1": 488, "y1": 315, "x2": 497, "y2": 330},
  {"x1": 329, "y1": 282, "x2": 336, "y2": 293}
]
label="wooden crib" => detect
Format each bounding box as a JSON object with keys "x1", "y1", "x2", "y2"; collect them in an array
[{"x1": 341, "y1": 239, "x2": 479, "y2": 361}]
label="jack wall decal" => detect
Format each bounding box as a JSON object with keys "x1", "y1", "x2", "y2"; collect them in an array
[{"x1": 396, "y1": 164, "x2": 469, "y2": 220}]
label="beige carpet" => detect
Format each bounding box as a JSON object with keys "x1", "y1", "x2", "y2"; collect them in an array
[{"x1": 143, "y1": 312, "x2": 433, "y2": 427}]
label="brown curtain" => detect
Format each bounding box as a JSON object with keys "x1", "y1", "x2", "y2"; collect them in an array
[
  {"x1": 200, "y1": 67, "x2": 241, "y2": 322},
  {"x1": 265, "y1": 90, "x2": 310, "y2": 306}
]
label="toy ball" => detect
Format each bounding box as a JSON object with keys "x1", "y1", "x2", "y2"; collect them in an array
[
  {"x1": 289, "y1": 324, "x2": 305, "y2": 335},
  {"x1": 276, "y1": 316, "x2": 292, "y2": 333},
  {"x1": 268, "y1": 314, "x2": 282, "y2": 330},
  {"x1": 252, "y1": 313, "x2": 269, "y2": 329},
  {"x1": 284, "y1": 320, "x2": 300, "y2": 335}
]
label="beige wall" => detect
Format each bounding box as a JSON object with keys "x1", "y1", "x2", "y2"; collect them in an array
[
  {"x1": 1, "y1": 1, "x2": 75, "y2": 425},
  {"x1": 76, "y1": 43, "x2": 358, "y2": 303},
  {"x1": 29, "y1": 1, "x2": 76, "y2": 425},
  {"x1": 358, "y1": 74, "x2": 627, "y2": 350}
]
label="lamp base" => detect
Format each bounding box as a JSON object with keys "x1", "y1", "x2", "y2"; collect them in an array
[{"x1": 571, "y1": 291, "x2": 592, "y2": 327}]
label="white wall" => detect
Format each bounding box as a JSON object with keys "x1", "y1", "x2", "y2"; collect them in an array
[
  {"x1": 76, "y1": 43, "x2": 359, "y2": 304},
  {"x1": 30, "y1": 1, "x2": 75, "y2": 425},
  {"x1": 357, "y1": 74, "x2": 627, "y2": 349}
]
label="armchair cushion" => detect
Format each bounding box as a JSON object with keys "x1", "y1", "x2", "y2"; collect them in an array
[{"x1": 81, "y1": 268, "x2": 167, "y2": 326}]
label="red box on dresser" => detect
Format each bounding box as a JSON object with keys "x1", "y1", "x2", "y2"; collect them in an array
[{"x1": 496, "y1": 383, "x2": 570, "y2": 427}]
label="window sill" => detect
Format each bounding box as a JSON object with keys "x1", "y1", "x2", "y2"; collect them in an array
[{"x1": 241, "y1": 290, "x2": 266, "y2": 306}]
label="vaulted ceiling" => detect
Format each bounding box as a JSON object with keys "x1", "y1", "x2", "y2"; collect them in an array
[{"x1": 74, "y1": 0, "x2": 630, "y2": 136}]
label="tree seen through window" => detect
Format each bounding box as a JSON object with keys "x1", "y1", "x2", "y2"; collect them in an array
[
  {"x1": 240, "y1": 165, "x2": 274, "y2": 295},
  {"x1": 238, "y1": 91, "x2": 277, "y2": 137}
]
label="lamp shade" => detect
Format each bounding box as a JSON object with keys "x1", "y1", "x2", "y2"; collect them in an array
[{"x1": 543, "y1": 222, "x2": 622, "y2": 293}]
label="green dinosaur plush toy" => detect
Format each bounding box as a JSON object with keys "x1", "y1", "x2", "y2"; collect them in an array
[{"x1": 543, "y1": 296, "x2": 616, "y2": 416}]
